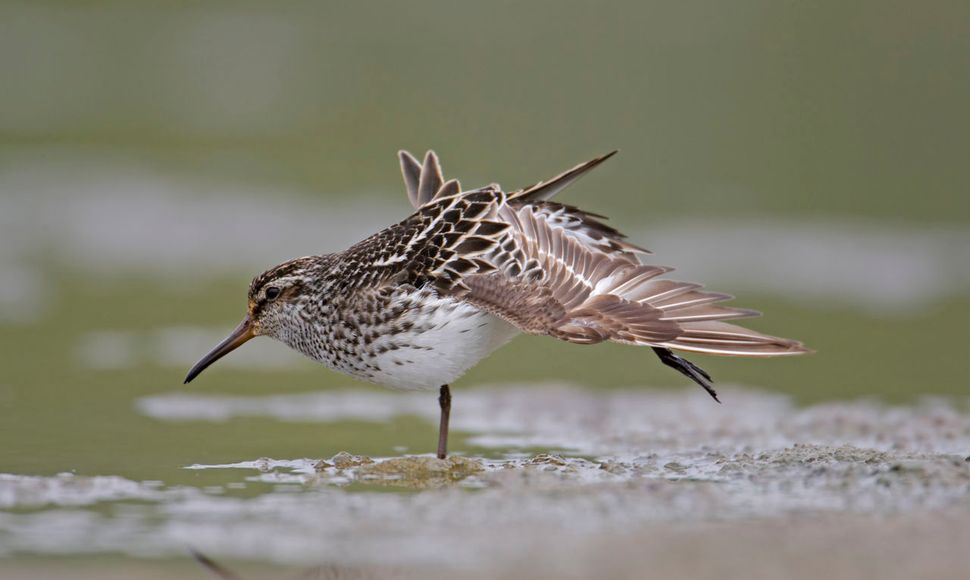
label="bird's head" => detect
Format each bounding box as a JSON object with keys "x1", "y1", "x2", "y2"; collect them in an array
[{"x1": 184, "y1": 256, "x2": 323, "y2": 384}]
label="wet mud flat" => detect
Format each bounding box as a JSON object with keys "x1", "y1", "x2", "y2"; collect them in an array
[{"x1": 3, "y1": 386, "x2": 970, "y2": 579}]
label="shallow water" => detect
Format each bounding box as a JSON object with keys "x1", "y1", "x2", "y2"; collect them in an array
[
  {"x1": 3, "y1": 386, "x2": 969, "y2": 578},
  {"x1": 2, "y1": 3, "x2": 969, "y2": 575}
]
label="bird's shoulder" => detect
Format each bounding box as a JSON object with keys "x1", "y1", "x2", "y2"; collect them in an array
[{"x1": 332, "y1": 186, "x2": 508, "y2": 292}]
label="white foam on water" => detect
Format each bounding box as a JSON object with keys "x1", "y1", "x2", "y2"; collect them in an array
[{"x1": 0, "y1": 473, "x2": 189, "y2": 509}]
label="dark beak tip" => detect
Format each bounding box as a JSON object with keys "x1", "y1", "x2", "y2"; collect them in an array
[{"x1": 182, "y1": 317, "x2": 255, "y2": 386}]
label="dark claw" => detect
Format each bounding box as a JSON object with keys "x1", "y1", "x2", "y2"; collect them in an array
[{"x1": 652, "y1": 347, "x2": 720, "y2": 403}]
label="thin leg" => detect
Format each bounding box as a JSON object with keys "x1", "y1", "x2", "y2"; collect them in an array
[
  {"x1": 437, "y1": 384, "x2": 451, "y2": 459},
  {"x1": 652, "y1": 347, "x2": 720, "y2": 403}
]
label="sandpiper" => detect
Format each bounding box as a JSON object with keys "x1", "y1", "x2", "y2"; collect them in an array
[{"x1": 185, "y1": 150, "x2": 808, "y2": 458}]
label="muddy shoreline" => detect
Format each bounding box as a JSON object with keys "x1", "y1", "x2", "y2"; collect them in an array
[{"x1": 2, "y1": 387, "x2": 969, "y2": 578}]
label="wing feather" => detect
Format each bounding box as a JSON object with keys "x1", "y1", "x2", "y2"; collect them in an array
[
  {"x1": 399, "y1": 150, "x2": 462, "y2": 209},
  {"x1": 416, "y1": 151, "x2": 444, "y2": 207},
  {"x1": 387, "y1": 150, "x2": 808, "y2": 359},
  {"x1": 510, "y1": 150, "x2": 618, "y2": 203},
  {"x1": 458, "y1": 203, "x2": 807, "y2": 357},
  {"x1": 398, "y1": 150, "x2": 422, "y2": 208}
]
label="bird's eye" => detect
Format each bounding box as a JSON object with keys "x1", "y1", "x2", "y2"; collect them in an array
[{"x1": 265, "y1": 286, "x2": 282, "y2": 301}]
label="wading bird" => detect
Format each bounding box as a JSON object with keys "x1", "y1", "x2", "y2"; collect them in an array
[{"x1": 185, "y1": 151, "x2": 807, "y2": 458}]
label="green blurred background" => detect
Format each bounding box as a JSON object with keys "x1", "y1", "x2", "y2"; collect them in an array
[{"x1": 1, "y1": 0, "x2": 968, "y2": 481}]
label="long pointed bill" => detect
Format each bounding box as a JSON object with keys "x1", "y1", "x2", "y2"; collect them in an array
[{"x1": 184, "y1": 318, "x2": 256, "y2": 384}]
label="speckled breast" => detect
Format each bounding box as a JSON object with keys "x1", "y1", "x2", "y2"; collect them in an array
[{"x1": 283, "y1": 288, "x2": 520, "y2": 391}]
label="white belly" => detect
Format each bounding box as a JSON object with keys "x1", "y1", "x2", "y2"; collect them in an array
[{"x1": 366, "y1": 300, "x2": 519, "y2": 391}]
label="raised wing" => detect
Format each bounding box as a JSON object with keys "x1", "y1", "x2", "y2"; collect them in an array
[
  {"x1": 462, "y1": 203, "x2": 804, "y2": 357},
  {"x1": 389, "y1": 151, "x2": 807, "y2": 358}
]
